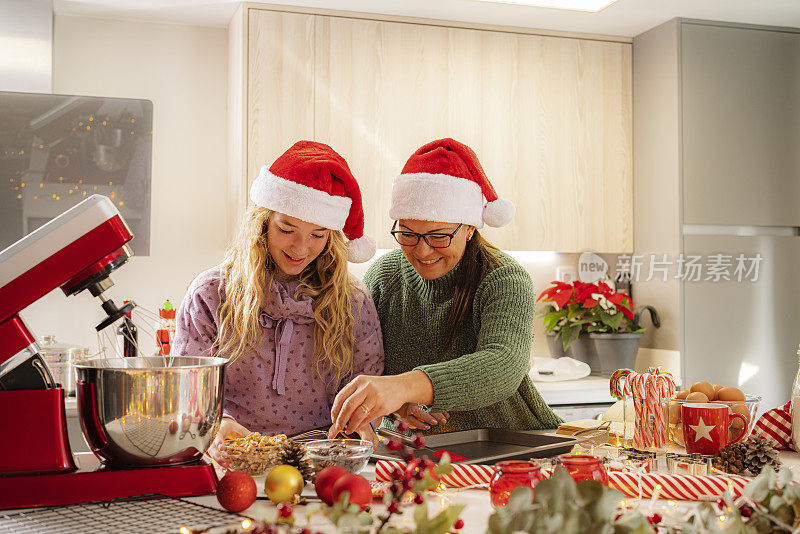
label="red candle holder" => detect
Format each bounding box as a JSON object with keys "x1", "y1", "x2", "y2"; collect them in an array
[
  {"x1": 489, "y1": 460, "x2": 544, "y2": 507},
  {"x1": 557, "y1": 454, "x2": 608, "y2": 485}
]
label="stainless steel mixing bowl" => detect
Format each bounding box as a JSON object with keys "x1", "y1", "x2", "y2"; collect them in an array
[{"x1": 75, "y1": 356, "x2": 226, "y2": 466}]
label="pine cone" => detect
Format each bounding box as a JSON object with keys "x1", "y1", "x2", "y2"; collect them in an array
[
  {"x1": 713, "y1": 443, "x2": 747, "y2": 475},
  {"x1": 276, "y1": 440, "x2": 315, "y2": 484},
  {"x1": 713, "y1": 438, "x2": 781, "y2": 476},
  {"x1": 312, "y1": 460, "x2": 336, "y2": 482},
  {"x1": 741, "y1": 437, "x2": 781, "y2": 476}
]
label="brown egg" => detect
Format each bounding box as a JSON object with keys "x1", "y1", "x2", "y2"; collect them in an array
[
  {"x1": 668, "y1": 402, "x2": 681, "y2": 424},
  {"x1": 717, "y1": 386, "x2": 746, "y2": 402},
  {"x1": 676, "y1": 390, "x2": 690, "y2": 400},
  {"x1": 685, "y1": 391, "x2": 709, "y2": 403},
  {"x1": 690, "y1": 381, "x2": 716, "y2": 401},
  {"x1": 729, "y1": 403, "x2": 751, "y2": 429}
]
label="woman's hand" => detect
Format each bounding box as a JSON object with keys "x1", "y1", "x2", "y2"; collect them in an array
[
  {"x1": 396, "y1": 403, "x2": 449, "y2": 430},
  {"x1": 355, "y1": 424, "x2": 379, "y2": 446},
  {"x1": 206, "y1": 417, "x2": 250, "y2": 467},
  {"x1": 328, "y1": 371, "x2": 434, "y2": 438}
]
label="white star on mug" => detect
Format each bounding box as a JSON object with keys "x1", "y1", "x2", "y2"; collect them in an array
[{"x1": 689, "y1": 417, "x2": 715, "y2": 442}]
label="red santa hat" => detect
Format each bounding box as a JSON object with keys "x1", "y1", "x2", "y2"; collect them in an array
[
  {"x1": 389, "y1": 138, "x2": 515, "y2": 228},
  {"x1": 249, "y1": 141, "x2": 376, "y2": 263}
]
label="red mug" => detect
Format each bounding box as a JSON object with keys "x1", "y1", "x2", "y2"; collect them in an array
[{"x1": 681, "y1": 402, "x2": 748, "y2": 455}]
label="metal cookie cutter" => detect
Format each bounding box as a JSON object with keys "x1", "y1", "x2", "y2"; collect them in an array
[{"x1": 666, "y1": 452, "x2": 712, "y2": 476}]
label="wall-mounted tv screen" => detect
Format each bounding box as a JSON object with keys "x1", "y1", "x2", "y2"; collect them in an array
[{"x1": 0, "y1": 91, "x2": 153, "y2": 255}]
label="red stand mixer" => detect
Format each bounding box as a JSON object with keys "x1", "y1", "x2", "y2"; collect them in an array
[{"x1": 0, "y1": 195, "x2": 220, "y2": 509}]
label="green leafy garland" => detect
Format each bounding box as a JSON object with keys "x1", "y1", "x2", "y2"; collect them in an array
[{"x1": 487, "y1": 466, "x2": 800, "y2": 534}]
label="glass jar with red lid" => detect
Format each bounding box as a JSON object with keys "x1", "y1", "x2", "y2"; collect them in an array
[
  {"x1": 557, "y1": 454, "x2": 608, "y2": 485},
  {"x1": 489, "y1": 460, "x2": 544, "y2": 507}
]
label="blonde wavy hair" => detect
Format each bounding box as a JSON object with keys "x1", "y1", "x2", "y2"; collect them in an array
[{"x1": 215, "y1": 204, "x2": 357, "y2": 387}]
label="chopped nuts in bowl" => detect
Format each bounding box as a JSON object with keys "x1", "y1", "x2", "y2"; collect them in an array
[{"x1": 221, "y1": 432, "x2": 287, "y2": 475}]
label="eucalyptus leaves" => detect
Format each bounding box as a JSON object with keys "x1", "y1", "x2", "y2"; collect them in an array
[
  {"x1": 487, "y1": 465, "x2": 800, "y2": 534},
  {"x1": 487, "y1": 467, "x2": 653, "y2": 534}
]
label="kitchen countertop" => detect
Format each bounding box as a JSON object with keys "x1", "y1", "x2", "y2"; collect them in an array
[{"x1": 177, "y1": 449, "x2": 800, "y2": 533}]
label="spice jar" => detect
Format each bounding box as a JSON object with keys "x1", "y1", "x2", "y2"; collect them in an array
[
  {"x1": 557, "y1": 454, "x2": 608, "y2": 485},
  {"x1": 489, "y1": 460, "x2": 544, "y2": 507}
]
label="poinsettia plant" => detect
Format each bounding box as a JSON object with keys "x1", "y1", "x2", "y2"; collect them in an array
[{"x1": 537, "y1": 280, "x2": 643, "y2": 350}]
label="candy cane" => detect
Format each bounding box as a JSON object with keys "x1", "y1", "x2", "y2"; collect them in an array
[
  {"x1": 648, "y1": 373, "x2": 665, "y2": 448},
  {"x1": 631, "y1": 373, "x2": 648, "y2": 448},
  {"x1": 609, "y1": 368, "x2": 632, "y2": 400},
  {"x1": 614, "y1": 368, "x2": 675, "y2": 450}
]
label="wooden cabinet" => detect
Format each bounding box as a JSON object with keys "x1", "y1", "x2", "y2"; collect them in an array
[{"x1": 229, "y1": 5, "x2": 633, "y2": 252}]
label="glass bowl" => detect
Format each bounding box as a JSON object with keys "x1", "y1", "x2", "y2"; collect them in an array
[
  {"x1": 662, "y1": 394, "x2": 761, "y2": 447},
  {"x1": 219, "y1": 433, "x2": 288, "y2": 475},
  {"x1": 304, "y1": 439, "x2": 373, "y2": 474}
]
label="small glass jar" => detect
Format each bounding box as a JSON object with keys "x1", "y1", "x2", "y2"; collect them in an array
[
  {"x1": 489, "y1": 460, "x2": 544, "y2": 507},
  {"x1": 557, "y1": 454, "x2": 608, "y2": 485}
]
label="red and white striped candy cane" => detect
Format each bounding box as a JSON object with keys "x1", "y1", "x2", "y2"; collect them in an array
[
  {"x1": 646, "y1": 372, "x2": 666, "y2": 448},
  {"x1": 630, "y1": 372, "x2": 648, "y2": 448},
  {"x1": 655, "y1": 372, "x2": 676, "y2": 448}
]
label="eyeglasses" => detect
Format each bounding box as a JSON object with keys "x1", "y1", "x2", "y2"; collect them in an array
[{"x1": 390, "y1": 221, "x2": 463, "y2": 248}]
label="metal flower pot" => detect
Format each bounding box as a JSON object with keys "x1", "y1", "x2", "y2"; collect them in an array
[
  {"x1": 590, "y1": 333, "x2": 644, "y2": 376},
  {"x1": 567, "y1": 335, "x2": 602, "y2": 375},
  {"x1": 545, "y1": 333, "x2": 569, "y2": 359},
  {"x1": 75, "y1": 356, "x2": 226, "y2": 467}
]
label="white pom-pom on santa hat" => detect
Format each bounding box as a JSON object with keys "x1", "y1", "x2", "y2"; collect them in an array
[
  {"x1": 347, "y1": 235, "x2": 377, "y2": 263},
  {"x1": 250, "y1": 141, "x2": 376, "y2": 263},
  {"x1": 483, "y1": 197, "x2": 515, "y2": 228},
  {"x1": 389, "y1": 138, "x2": 515, "y2": 229}
]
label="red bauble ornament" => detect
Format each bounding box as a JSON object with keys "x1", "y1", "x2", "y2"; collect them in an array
[
  {"x1": 277, "y1": 502, "x2": 293, "y2": 518},
  {"x1": 387, "y1": 501, "x2": 400, "y2": 513},
  {"x1": 406, "y1": 458, "x2": 439, "y2": 482},
  {"x1": 315, "y1": 465, "x2": 349, "y2": 505},
  {"x1": 216, "y1": 471, "x2": 257, "y2": 512},
  {"x1": 740, "y1": 505, "x2": 753, "y2": 518},
  {"x1": 331, "y1": 473, "x2": 373, "y2": 507},
  {"x1": 412, "y1": 435, "x2": 426, "y2": 449},
  {"x1": 413, "y1": 493, "x2": 424, "y2": 505},
  {"x1": 168, "y1": 420, "x2": 178, "y2": 434},
  {"x1": 387, "y1": 440, "x2": 403, "y2": 451},
  {"x1": 453, "y1": 518, "x2": 465, "y2": 530}
]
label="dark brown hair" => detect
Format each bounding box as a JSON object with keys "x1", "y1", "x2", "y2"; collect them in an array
[{"x1": 443, "y1": 231, "x2": 502, "y2": 350}]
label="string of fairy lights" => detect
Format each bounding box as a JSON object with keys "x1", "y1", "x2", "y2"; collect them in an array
[{"x1": 6, "y1": 112, "x2": 152, "y2": 207}]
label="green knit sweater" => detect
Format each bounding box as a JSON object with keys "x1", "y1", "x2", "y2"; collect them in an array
[{"x1": 364, "y1": 249, "x2": 563, "y2": 434}]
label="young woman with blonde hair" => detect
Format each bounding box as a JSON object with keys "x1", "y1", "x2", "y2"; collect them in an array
[{"x1": 174, "y1": 141, "x2": 384, "y2": 457}]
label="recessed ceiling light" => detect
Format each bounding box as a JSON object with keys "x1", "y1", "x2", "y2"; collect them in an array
[{"x1": 474, "y1": 0, "x2": 620, "y2": 12}]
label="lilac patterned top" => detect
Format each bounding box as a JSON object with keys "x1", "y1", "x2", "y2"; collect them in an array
[{"x1": 173, "y1": 267, "x2": 384, "y2": 436}]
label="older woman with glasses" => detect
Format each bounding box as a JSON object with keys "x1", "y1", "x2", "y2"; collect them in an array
[{"x1": 328, "y1": 138, "x2": 561, "y2": 437}]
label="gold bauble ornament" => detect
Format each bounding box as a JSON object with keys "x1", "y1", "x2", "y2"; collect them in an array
[{"x1": 264, "y1": 465, "x2": 305, "y2": 503}]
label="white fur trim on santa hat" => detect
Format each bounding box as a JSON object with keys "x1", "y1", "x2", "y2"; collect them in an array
[
  {"x1": 389, "y1": 173, "x2": 484, "y2": 228},
  {"x1": 249, "y1": 167, "x2": 352, "y2": 230},
  {"x1": 483, "y1": 197, "x2": 515, "y2": 227},
  {"x1": 347, "y1": 235, "x2": 376, "y2": 263}
]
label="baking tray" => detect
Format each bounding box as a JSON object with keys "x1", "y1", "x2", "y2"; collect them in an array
[{"x1": 372, "y1": 428, "x2": 586, "y2": 464}]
